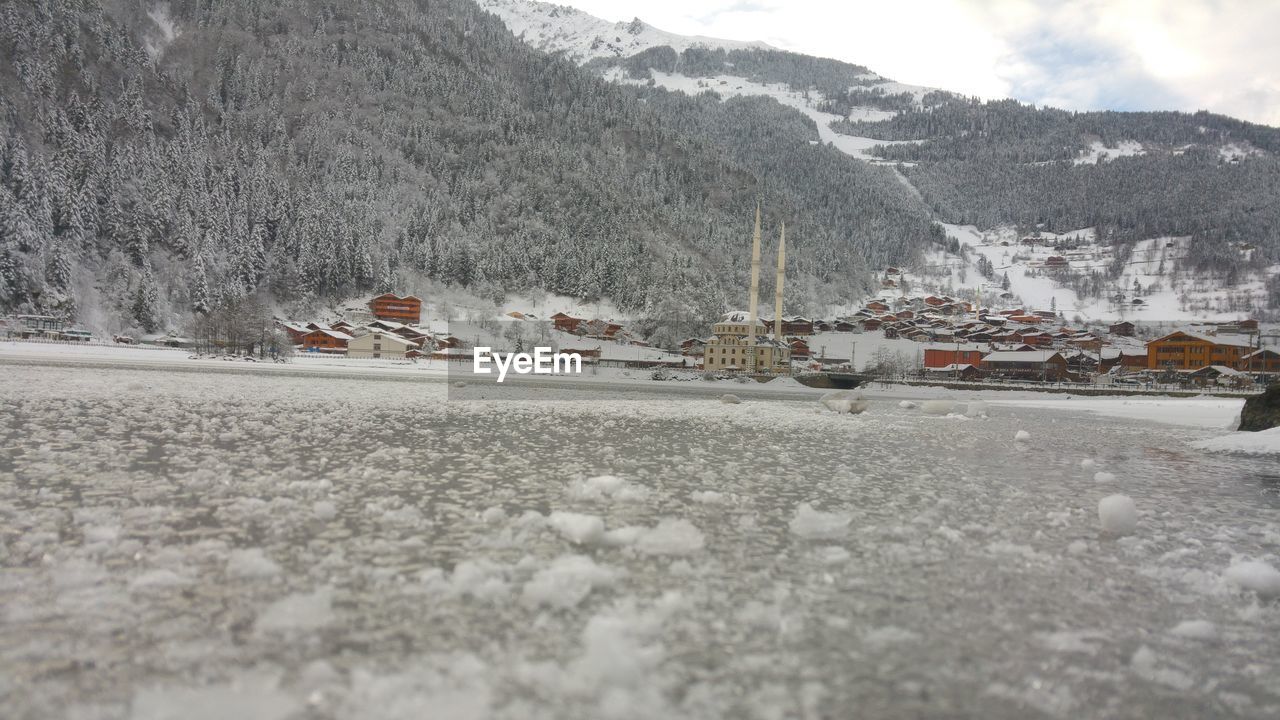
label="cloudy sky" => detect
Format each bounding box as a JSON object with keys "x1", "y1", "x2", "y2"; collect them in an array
[{"x1": 553, "y1": 0, "x2": 1280, "y2": 127}]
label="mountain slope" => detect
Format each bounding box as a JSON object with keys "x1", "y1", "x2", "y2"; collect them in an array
[
  {"x1": 0, "y1": 0, "x2": 942, "y2": 334},
  {"x1": 478, "y1": 0, "x2": 772, "y2": 63},
  {"x1": 484, "y1": 0, "x2": 1280, "y2": 319}
]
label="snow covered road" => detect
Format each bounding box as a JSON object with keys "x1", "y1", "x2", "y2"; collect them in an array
[{"x1": 1, "y1": 365, "x2": 1278, "y2": 719}]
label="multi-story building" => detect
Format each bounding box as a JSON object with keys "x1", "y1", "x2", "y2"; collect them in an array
[
  {"x1": 367, "y1": 293, "x2": 422, "y2": 324},
  {"x1": 703, "y1": 312, "x2": 790, "y2": 372},
  {"x1": 1145, "y1": 330, "x2": 1254, "y2": 370}
]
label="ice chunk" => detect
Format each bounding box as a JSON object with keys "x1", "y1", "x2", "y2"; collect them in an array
[
  {"x1": 636, "y1": 519, "x2": 705, "y2": 556},
  {"x1": 816, "y1": 546, "x2": 850, "y2": 564},
  {"x1": 920, "y1": 399, "x2": 956, "y2": 415},
  {"x1": 1066, "y1": 540, "x2": 1089, "y2": 555},
  {"x1": 522, "y1": 555, "x2": 618, "y2": 609},
  {"x1": 690, "y1": 490, "x2": 725, "y2": 504},
  {"x1": 227, "y1": 548, "x2": 282, "y2": 579},
  {"x1": 1093, "y1": 471, "x2": 1116, "y2": 483},
  {"x1": 1014, "y1": 430, "x2": 1031, "y2": 442},
  {"x1": 964, "y1": 400, "x2": 989, "y2": 418},
  {"x1": 480, "y1": 506, "x2": 506, "y2": 524},
  {"x1": 719, "y1": 394, "x2": 742, "y2": 405},
  {"x1": 1168, "y1": 620, "x2": 1217, "y2": 639},
  {"x1": 1080, "y1": 458, "x2": 1096, "y2": 471},
  {"x1": 131, "y1": 675, "x2": 301, "y2": 720},
  {"x1": 1098, "y1": 495, "x2": 1137, "y2": 535},
  {"x1": 898, "y1": 400, "x2": 918, "y2": 409},
  {"x1": 445, "y1": 560, "x2": 510, "y2": 601},
  {"x1": 601, "y1": 526, "x2": 646, "y2": 547},
  {"x1": 547, "y1": 511, "x2": 606, "y2": 545},
  {"x1": 254, "y1": 587, "x2": 334, "y2": 633},
  {"x1": 129, "y1": 569, "x2": 191, "y2": 591},
  {"x1": 312, "y1": 501, "x2": 337, "y2": 520},
  {"x1": 567, "y1": 475, "x2": 648, "y2": 503},
  {"x1": 789, "y1": 503, "x2": 852, "y2": 540},
  {"x1": 1130, "y1": 645, "x2": 1194, "y2": 690},
  {"x1": 1223, "y1": 560, "x2": 1280, "y2": 598},
  {"x1": 819, "y1": 390, "x2": 868, "y2": 415}
]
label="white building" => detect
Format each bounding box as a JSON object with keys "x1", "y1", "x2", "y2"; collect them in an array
[{"x1": 347, "y1": 331, "x2": 416, "y2": 359}]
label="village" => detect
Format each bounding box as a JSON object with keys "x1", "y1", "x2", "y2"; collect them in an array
[
  {"x1": 3, "y1": 290, "x2": 1277, "y2": 394},
  {"x1": 1, "y1": 217, "x2": 1275, "y2": 391}
]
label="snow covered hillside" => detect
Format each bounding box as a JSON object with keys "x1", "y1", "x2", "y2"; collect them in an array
[
  {"x1": 483, "y1": 0, "x2": 935, "y2": 166},
  {"x1": 867, "y1": 224, "x2": 1277, "y2": 323},
  {"x1": 478, "y1": 0, "x2": 772, "y2": 62}
]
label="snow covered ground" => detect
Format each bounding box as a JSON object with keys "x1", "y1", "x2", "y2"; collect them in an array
[
  {"x1": 478, "y1": 0, "x2": 772, "y2": 63},
  {"x1": 607, "y1": 69, "x2": 919, "y2": 164},
  {"x1": 930, "y1": 224, "x2": 1277, "y2": 322},
  {"x1": 2, "y1": 364, "x2": 1279, "y2": 719}
]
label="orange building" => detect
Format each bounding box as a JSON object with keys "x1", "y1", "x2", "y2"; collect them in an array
[
  {"x1": 1240, "y1": 348, "x2": 1280, "y2": 374},
  {"x1": 367, "y1": 294, "x2": 422, "y2": 324},
  {"x1": 923, "y1": 347, "x2": 985, "y2": 369},
  {"x1": 300, "y1": 328, "x2": 353, "y2": 353},
  {"x1": 1145, "y1": 330, "x2": 1253, "y2": 370}
]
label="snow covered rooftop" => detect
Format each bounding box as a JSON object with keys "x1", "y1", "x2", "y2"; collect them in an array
[{"x1": 981, "y1": 350, "x2": 1062, "y2": 363}]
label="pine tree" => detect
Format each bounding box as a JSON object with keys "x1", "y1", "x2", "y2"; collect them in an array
[{"x1": 132, "y1": 264, "x2": 160, "y2": 332}]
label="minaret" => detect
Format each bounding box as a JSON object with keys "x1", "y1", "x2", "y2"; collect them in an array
[
  {"x1": 774, "y1": 221, "x2": 785, "y2": 342},
  {"x1": 746, "y1": 203, "x2": 762, "y2": 371}
]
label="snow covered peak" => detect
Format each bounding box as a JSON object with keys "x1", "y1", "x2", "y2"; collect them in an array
[{"x1": 478, "y1": 0, "x2": 772, "y2": 64}]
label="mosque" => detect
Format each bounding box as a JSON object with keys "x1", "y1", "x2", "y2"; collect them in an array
[{"x1": 702, "y1": 206, "x2": 792, "y2": 374}]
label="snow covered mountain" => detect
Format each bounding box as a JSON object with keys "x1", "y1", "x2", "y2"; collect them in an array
[
  {"x1": 477, "y1": 0, "x2": 773, "y2": 63},
  {"x1": 483, "y1": 0, "x2": 1280, "y2": 322}
]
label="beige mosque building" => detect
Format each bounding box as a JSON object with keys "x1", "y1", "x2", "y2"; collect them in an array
[{"x1": 703, "y1": 206, "x2": 792, "y2": 374}]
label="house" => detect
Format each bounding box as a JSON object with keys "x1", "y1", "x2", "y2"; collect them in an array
[
  {"x1": 1044, "y1": 256, "x2": 1068, "y2": 268},
  {"x1": 788, "y1": 338, "x2": 812, "y2": 359},
  {"x1": 1145, "y1": 329, "x2": 1254, "y2": 370},
  {"x1": 923, "y1": 346, "x2": 986, "y2": 369},
  {"x1": 781, "y1": 317, "x2": 814, "y2": 336},
  {"x1": 680, "y1": 337, "x2": 708, "y2": 356},
  {"x1": 279, "y1": 322, "x2": 311, "y2": 344},
  {"x1": 860, "y1": 318, "x2": 883, "y2": 332},
  {"x1": 1109, "y1": 321, "x2": 1136, "y2": 337},
  {"x1": 1240, "y1": 348, "x2": 1280, "y2": 375},
  {"x1": 347, "y1": 331, "x2": 416, "y2": 359},
  {"x1": 367, "y1": 294, "x2": 422, "y2": 324},
  {"x1": 1187, "y1": 365, "x2": 1253, "y2": 389},
  {"x1": 551, "y1": 312, "x2": 583, "y2": 333},
  {"x1": 582, "y1": 319, "x2": 624, "y2": 339},
  {"x1": 833, "y1": 320, "x2": 857, "y2": 333},
  {"x1": 300, "y1": 328, "x2": 353, "y2": 354},
  {"x1": 980, "y1": 350, "x2": 1070, "y2": 381},
  {"x1": 925, "y1": 364, "x2": 982, "y2": 381},
  {"x1": 866, "y1": 301, "x2": 889, "y2": 313},
  {"x1": 1120, "y1": 349, "x2": 1148, "y2": 369}
]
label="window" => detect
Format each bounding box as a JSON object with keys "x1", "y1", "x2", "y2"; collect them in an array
[{"x1": 374, "y1": 344, "x2": 381, "y2": 350}]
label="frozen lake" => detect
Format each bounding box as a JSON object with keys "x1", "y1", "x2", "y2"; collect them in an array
[{"x1": 1, "y1": 365, "x2": 1278, "y2": 719}]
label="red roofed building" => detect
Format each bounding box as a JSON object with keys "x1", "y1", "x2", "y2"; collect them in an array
[
  {"x1": 368, "y1": 294, "x2": 422, "y2": 324},
  {"x1": 300, "y1": 328, "x2": 353, "y2": 354},
  {"x1": 551, "y1": 312, "x2": 583, "y2": 333}
]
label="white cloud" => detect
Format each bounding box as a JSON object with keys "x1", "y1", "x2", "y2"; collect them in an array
[{"x1": 549, "y1": 0, "x2": 1280, "y2": 126}]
